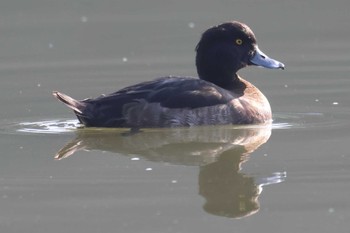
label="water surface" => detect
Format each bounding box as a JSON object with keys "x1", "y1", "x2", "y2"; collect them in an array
[{"x1": 0, "y1": 0, "x2": 350, "y2": 232}]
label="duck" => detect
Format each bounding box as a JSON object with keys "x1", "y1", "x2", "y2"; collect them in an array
[{"x1": 53, "y1": 21, "x2": 284, "y2": 128}]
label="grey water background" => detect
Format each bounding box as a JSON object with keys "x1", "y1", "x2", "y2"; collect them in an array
[{"x1": 0, "y1": 0, "x2": 350, "y2": 232}]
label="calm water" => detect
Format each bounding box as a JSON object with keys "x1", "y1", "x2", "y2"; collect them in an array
[{"x1": 0, "y1": 0, "x2": 350, "y2": 232}]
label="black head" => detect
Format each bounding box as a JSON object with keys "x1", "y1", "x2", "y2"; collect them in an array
[{"x1": 195, "y1": 21, "x2": 284, "y2": 88}]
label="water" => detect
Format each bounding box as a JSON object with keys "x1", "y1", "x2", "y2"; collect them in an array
[{"x1": 0, "y1": 0, "x2": 350, "y2": 232}]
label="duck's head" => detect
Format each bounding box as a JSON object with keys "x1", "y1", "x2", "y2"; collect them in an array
[{"x1": 195, "y1": 21, "x2": 284, "y2": 88}]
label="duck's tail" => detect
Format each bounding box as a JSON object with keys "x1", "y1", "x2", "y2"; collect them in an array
[{"x1": 52, "y1": 91, "x2": 87, "y2": 114}]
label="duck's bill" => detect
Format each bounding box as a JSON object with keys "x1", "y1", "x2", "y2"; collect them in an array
[{"x1": 250, "y1": 46, "x2": 285, "y2": 70}]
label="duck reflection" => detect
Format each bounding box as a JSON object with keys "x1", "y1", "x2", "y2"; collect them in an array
[{"x1": 55, "y1": 125, "x2": 285, "y2": 218}]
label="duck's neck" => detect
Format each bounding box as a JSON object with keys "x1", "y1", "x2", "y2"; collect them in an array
[
  {"x1": 200, "y1": 73, "x2": 245, "y2": 92},
  {"x1": 195, "y1": 44, "x2": 244, "y2": 90}
]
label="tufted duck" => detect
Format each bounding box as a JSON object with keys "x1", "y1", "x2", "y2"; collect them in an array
[{"x1": 53, "y1": 21, "x2": 284, "y2": 128}]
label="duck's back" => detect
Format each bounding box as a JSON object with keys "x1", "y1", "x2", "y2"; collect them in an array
[
  {"x1": 77, "y1": 76, "x2": 233, "y2": 127},
  {"x1": 54, "y1": 76, "x2": 271, "y2": 128}
]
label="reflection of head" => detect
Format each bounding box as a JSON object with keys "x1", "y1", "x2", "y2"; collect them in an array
[{"x1": 199, "y1": 148, "x2": 260, "y2": 218}]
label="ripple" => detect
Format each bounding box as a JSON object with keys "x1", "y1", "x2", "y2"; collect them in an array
[
  {"x1": 18, "y1": 119, "x2": 80, "y2": 134},
  {"x1": 7, "y1": 119, "x2": 80, "y2": 135},
  {"x1": 0, "y1": 111, "x2": 346, "y2": 136},
  {"x1": 272, "y1": 112, "x2": 346, "y2": 129}
]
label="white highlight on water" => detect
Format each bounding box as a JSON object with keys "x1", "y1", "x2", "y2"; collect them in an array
[
  {"x1": 188, "y1": 22, "x2": 195, "y2": 28},
  {"x1": 80, "y1": 16, "x2": 88, "y2": 23},
  {"x1": 17, "y1": 120, "x2": 79, "y2": 134}
]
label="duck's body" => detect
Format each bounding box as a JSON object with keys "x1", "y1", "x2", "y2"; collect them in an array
[
  {"x1": 53, "y1": 75, "x2": 271, "y2": 127},
  {"x1": 53, "y1": 21, "x2": 284, "y2": 128}
]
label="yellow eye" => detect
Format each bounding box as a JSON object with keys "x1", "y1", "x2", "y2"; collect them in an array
[{"x1": 235, "y1": 38, "x2": 243, "y2": 45}]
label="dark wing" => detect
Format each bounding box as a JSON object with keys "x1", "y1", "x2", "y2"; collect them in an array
[
  {"x1": 80, "y1": 76, "x2": 234, "y2": 127},
  {"x1": 106, "y1": 76, "x2": 234, "y2": 108}
]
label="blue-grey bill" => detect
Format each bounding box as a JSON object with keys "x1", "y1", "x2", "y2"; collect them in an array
[{"x1": 250, "y1": 46, "x2": 285, "y2": 70}]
